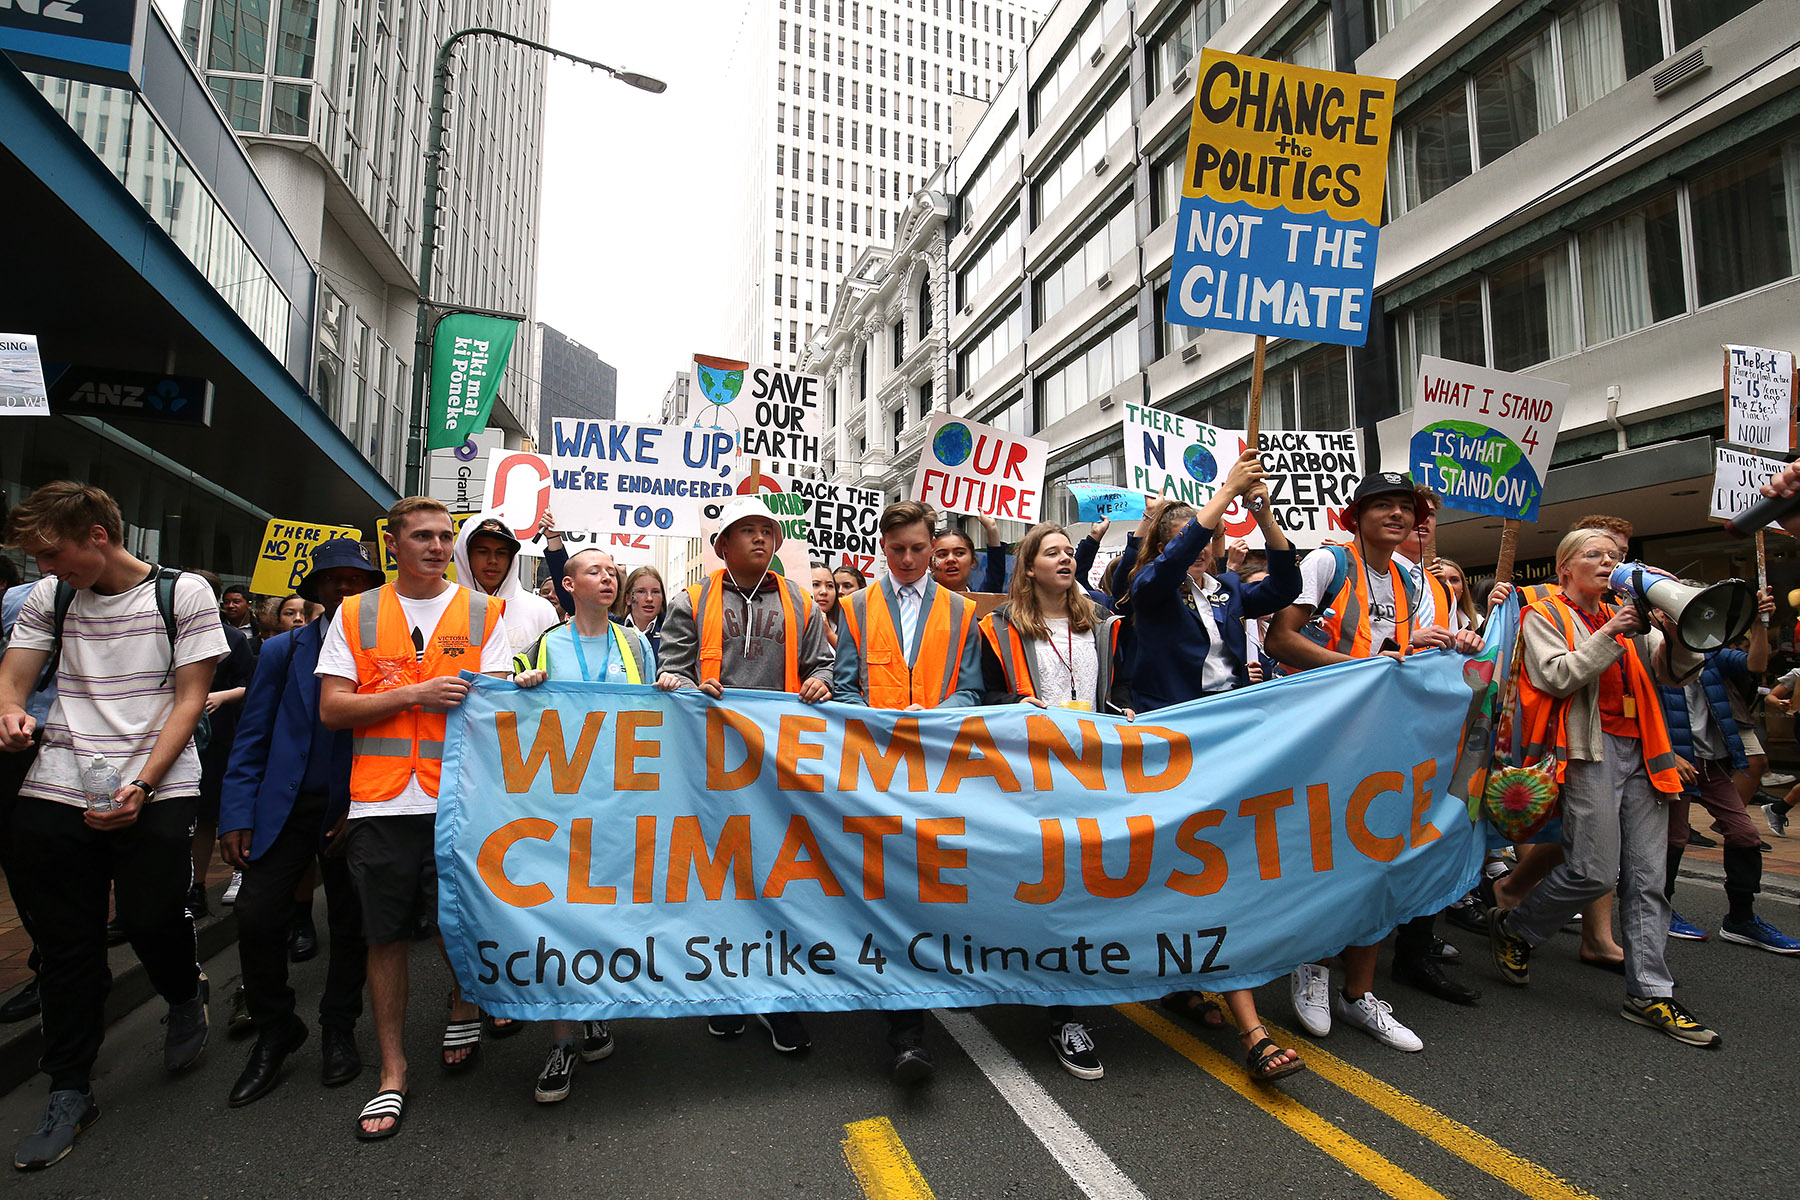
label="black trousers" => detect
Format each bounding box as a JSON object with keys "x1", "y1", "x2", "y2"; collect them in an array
[
  {"x1": 12, "y1": 795, "x2": 201, "y2": 1092},
  {"x1": 0, "y1": 745, "x2": 42, "y2": 975},
  {"x1": 1394, "y1": 911, "x2": 1438, "y2": 959},
  {"x1": 234, "y1": 790, "x2": 365, "y2": 1036}
]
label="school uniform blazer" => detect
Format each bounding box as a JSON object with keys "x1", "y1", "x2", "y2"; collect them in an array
[
  {"x1": 218, "y1": 622, "x2": 352, "y2": 860},
  {"x1": 1127, "y1": 517, "x2": 1302, "y2": 709},
  {"x1": 830, "y1": 575, "x2": 985, "y2": 707}
]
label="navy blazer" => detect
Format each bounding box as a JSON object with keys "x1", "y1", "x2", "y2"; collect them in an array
[
  {"x1": 1127, "y1": 517, "x2": 1301, "y2": 709},
  {"x1": 219, "y1": 621, "x2": 353, "y2": 859}
]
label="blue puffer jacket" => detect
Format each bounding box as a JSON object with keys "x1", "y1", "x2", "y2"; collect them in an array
[{"x1": 1655, "y1": 649, "x2": 1750, "y2": 792}]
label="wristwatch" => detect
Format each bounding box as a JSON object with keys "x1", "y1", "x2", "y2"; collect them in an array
[{"x1": 128, "y1": 779, "x2": 158, "y2": 801}]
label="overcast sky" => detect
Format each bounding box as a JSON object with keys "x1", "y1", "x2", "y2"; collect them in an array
[{"x1": 536, "y1": 1, "x2": 749, "y2": 420}]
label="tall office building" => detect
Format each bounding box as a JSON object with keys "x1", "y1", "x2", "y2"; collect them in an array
[
  {"x1": 535, "y1": 322, "x2": 616, "y2": 448},
  {"x1": 724, "y1": 0, "x2": 1044, "y2": 371},
  {"x1": 178, "y1": 0, "x2": 550, "y2": 487}
]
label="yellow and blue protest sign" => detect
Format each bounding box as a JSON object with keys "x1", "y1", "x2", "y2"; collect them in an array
[
  {"x1": 435, "y1": 649, "x2": 1492, "y2": 1019},
  {"x1": 249, "y1": 518, "x2": 361, "y2": 595},
  {"x1": 1165, "y1": 50, "x2": 1395, "y2": 347}
]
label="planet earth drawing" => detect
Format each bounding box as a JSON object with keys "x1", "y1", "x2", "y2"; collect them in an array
[
  {"x1": 934, "y1": 421, "x2": 974, "y2": 467},
  {"x1": 1183, "y1": 443, "x2": 1218, "y2": 482}
]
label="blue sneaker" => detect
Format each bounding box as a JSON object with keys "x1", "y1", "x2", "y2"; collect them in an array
[
  {"x1": 1719, "y1": 915, "x2": 1800, "y2": 955},
  {"x1": 1668, "y1": 912, "x2": 1708, "y2": 941}
]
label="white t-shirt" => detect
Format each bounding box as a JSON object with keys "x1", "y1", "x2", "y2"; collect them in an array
[
  {"x1": 1294, "y1": 549, "x2": 1414, "y2": 651},
  {"x1": 10, "y1": 571, "x2": 229, "y2": 808},
  {"x1": 1186, "y1": 573, "x2": 1240, "y2": 694},
  {"x1": 315, "y1": 584, "x2": 513, "y2": 818},
  {"x1": 1030, "y1": 616, "x2": 1098, "y2": 706}
]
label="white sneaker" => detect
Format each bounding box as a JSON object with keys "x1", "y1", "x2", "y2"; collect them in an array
[
  {"x1": 1762, "y1": 770, "x2": 1796, "y2": 787},
  {"x1": 1290, "y1": 963, "x2": 1331, "y2": 1037},
  {"x1": 221, "y1": 871, "x2": 243, "y2": 906},
  {"x1": 1332, "y1": 990, "x2": 1424, "y2": 1052}
]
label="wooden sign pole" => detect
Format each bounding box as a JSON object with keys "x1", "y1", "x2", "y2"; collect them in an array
[
  {"x1": 1757, "y1": 528, "x2": 1770, "y2": 624},
  {"x1": 1246, "y1": 334, "x2": 1267, "y2": 512},
  {"x1": 749, "y1": 457, "x2": 763, "y2": 493},
  {"x1": 1494, "y1": 519, "x2": 1521, "y2": 586}
]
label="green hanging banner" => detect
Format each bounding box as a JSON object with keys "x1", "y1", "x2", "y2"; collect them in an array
[{"x1": 427, "y1": 312, "x2": 519, "y2": 451}]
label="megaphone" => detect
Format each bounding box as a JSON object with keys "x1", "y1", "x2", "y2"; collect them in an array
[{"x1": 1607, "y1": 562, "x2": 1755, "y2": 652}]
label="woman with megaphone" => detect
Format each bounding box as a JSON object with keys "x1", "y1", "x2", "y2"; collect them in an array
[{"x1": 1487, "y1": 528, "x2": 1721, "y2": 1048}]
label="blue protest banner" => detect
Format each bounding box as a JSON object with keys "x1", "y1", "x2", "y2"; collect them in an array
[
  {"x1": 1067, "y1": 482, "x2": 1147, "y2": 523},
  {"x1": 436, "y1": 648, "x2": 1494, "y2": 1020}
]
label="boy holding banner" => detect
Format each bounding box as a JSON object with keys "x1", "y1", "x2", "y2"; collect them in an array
[
  {"x1": 512, "y1": 549, "x2": 656, "y2": 1102},
  {"x1": 656, "y1": 497, "x2": 835, "y2": 1056},
  {"x1": 833, "y1": 500, "x2": 985, "y2": 1085},
  {"x1": 1265, "y1": 473, "x2": 1482, "y2": 1052}
]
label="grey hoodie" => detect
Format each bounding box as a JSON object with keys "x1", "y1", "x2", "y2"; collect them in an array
[{"x1": 660, "y1": 570, "x2": 834, "y2": 693}]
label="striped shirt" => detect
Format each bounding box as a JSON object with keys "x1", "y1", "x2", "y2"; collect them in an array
[{"x1": 8, "y1": 572, "x2": 229, "y2": 808}]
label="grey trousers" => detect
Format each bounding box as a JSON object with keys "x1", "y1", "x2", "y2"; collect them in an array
[{"x1": 1507, "y1": 732, "x2": 1675, "y2": 998}]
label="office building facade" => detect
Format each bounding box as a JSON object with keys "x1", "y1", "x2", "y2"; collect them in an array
[
  {"x1": 724, "y1": 0, "x2": 1044, "y2": 372},
  {"x1": 535, "y1": 322, "x2": 616, "y2": 449},
  {"x1": 177, "y1": 0, "x2": 550, "y2": 484},
  {"x1": 842, "y1": 0, "x2": 1799, "y2": 586}
]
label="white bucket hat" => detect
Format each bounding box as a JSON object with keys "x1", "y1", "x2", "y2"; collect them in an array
[{"x1": 711, "y1": 495, "x2": 785, "y2": 553}]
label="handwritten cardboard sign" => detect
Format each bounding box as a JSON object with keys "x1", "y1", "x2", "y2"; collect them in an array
[
  {"x1": 250, "y1": 518, "x2": 362, "y2": 595},
  {"x1": 1724, "y1": 344, "x2": 1796, "y2": 452},
  {"x1": 912, "y1": 412, "x2": 1048, "y2": 523},
  {"x1": 1408, "y1": 356, "x2": 1569, "y2": 522}
]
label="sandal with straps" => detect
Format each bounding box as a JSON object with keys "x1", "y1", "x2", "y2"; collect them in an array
[
  {"x1": 442, "y1": 989, "x2": 482, "y2": 1071},
  {"x1": 1243, "y1": 1025, "x2": 1306, "y2": 1082},
  {"x1": 354, "y1": 1089, "x2": 406, "y2": 1140},
  {"x1": 1160, "y1": 990, "x2": 1226, "y2": 1028}
]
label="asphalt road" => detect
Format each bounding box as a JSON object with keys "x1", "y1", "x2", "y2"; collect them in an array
[{"x1": 2, "y1": 875, "x2": 1794, "y2": 1200}]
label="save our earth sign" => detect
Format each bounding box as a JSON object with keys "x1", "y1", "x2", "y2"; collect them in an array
[{"x1": 1408, "y1": 356, "x2": 1569, "y2": 523}]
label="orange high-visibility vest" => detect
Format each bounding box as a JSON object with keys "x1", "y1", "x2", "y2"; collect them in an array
[
  {"x1": 1422, "y1": 569, "x2": 1451, "y2": 630},
  {"x1": 1518, "y1": 592, "x2": 1682, "y2": 793},
  {"x1": 685, "y1": 570, "x2": 814, "y2": 693},
  {"x1": 343, "y1": 584, "x2": 503, "y2": 803},
  {"x1": 1319, "y1": 543, "x2": 1414, "y2": 658},
  {"x1": 979, "y1": 603, "x2": 1119, "y2": 705},
  {"x1": 1518, "y1": 582, "x2": 1560, "y2": 607},
  {"x1": 841, "y1": 580, "x2": 975, "y2": 709}
]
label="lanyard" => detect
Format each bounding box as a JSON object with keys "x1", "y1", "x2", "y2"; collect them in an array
[
  {"x1": 569, "y1": 628, "x2": 611, "y2": 683},
  {"x1": 1042, "y1": 622, "x2": 1079, "y2": 701}
]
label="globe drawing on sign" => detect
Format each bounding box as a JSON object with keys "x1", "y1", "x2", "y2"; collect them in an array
[
  {"x1": 1183, "y1": 443, "x2": 1218, "y2": 483},
  {"x1": 1417, "y1": 420, "x2": 1543, "y2": 515},
  {"x1": 696, "y1": 363, "x2": 745, "y2": 407},
  {"x1": 933, "y1": 421, "x2": 974, "y2": 467}
]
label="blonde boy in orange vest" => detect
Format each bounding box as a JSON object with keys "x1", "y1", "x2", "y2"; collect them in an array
[
  {"x1": 316, "y1": 497, "x2": 511, "y2": 1141},
  {"x1": 831, "y1": 499, "x2": 985, "y2": 1085},
  {"x1": 656, "y1": 496, "x2": 835, "y2": 1054}
]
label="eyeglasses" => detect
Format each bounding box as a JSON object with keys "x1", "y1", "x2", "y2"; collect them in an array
[{"x1": 1574, "y1": 549, "x2": 1620, "y2": 564}]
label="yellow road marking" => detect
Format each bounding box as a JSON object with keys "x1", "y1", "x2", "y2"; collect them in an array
[
  {"x1": 1116, "y1": 1003, "x2": 1453, "y2": 1200},
  {"x1": 841, "y1": 1116, "x2": 937, "y2": 1200},
  {"x1": 1244, "y1": 1013, "x2": 1602, "y2": 1200}
]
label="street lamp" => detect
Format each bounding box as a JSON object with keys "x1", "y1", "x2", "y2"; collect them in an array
[{"x1": 404, "y1": 27, "x2": 665, "y2": 495}]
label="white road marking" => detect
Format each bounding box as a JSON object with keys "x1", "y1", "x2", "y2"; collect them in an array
[{"x1": 933, "y1": 1010, "x2": 1148, "y2": 1200}]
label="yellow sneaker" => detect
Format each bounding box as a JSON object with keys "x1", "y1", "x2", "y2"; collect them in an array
[{"x1": 1621, "y1": 995, "x2": 1721, "y2": 1048}]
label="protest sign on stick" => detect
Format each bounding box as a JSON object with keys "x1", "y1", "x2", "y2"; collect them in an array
[
  {"x1": 1711, "y1": 445, "x2": 1788, "y2": 533},
  {"x1": 1409, "y1": 356, "x2": 1569, "y2": 525},
  {"x1": 251, "y1": 519, "x2": 362, "y2": 595},
  {"x1": 692, "y1": 354, "x2": 824, "y2": 471},
  {"x1": 1723, "y1": 344, "x2": 1796, "y2": 452},
  {"x1": 1067, "y1": 483, "x2": 1147, "y2": 523},
  {"x1": 912, "y1": 413, "x2": 1048, "y2": 523},
  {"x1": 0, "y1": 334, "x2": 49, "y2": 416}
]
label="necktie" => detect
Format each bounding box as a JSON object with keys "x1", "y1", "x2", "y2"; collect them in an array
[{"x1": 897, "y1": 584, "x2": 921, "y2": 654}]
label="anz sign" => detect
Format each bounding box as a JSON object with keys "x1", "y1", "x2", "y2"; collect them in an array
[
  {"x1": 50, "y1": 367, "x2": 214, "y2": 427},
  {"x1": 0, "y1": 0, "x2": 152, "y2": 90}
]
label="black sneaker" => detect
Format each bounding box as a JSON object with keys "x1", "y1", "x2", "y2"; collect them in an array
[
  {"x1": 755, "y1": 1012, "x2": 811, "y2": 1054},
  {"x1": 891, "y1": 1044, "x2": 934, "y2": 1086},
  {"x1": 227, "y1": 985, "x2": 253, "y2": 1038},
  {"x1": 535, "y1": 1042, "x2": 576, "y2": 1103},
  {"x1": 579, "y1": 1021, "x2": 614, "y2": 1062},
  {"x1": 164, "y1": 973, "x2": 210, "y2": 1072},
  {"x1": 12, "y1": 1089, "x2": 99, "y2": 1170},
  {"x1": 707, "y1": 1014, "x2": 746, "y2": 1038},
  {"x1": 1050, "y1": 1022, "x2": 1103, "y2": 1080}
]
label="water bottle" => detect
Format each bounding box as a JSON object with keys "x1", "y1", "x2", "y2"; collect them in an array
[{"x1": 79, "y1": 755, "x2": 122, "y2": 812}]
